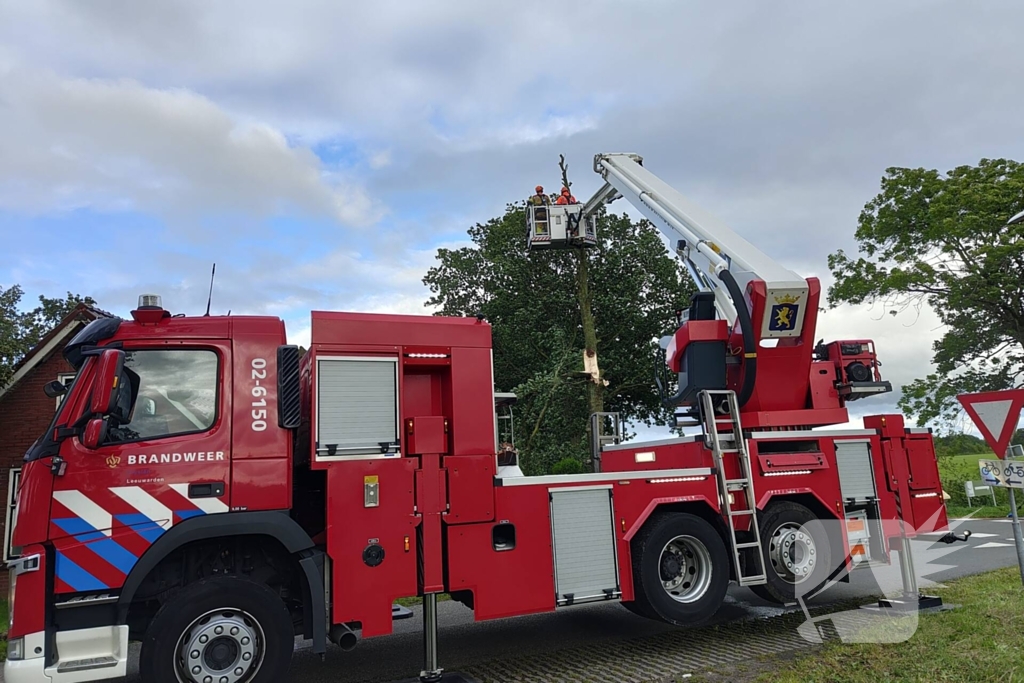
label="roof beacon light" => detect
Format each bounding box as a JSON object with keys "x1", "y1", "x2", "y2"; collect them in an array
[{"x1": 132, "y1": 294, "x2": 170, "y2": 324}]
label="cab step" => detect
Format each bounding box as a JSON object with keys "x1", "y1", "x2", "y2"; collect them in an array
[{"x1": 57, "y1": 656, "x2": 119, "y2": 673}]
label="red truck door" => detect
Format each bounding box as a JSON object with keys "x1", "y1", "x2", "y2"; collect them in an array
[{"x1": 49, "y1": 341, "x2": 232, "y2": 593}]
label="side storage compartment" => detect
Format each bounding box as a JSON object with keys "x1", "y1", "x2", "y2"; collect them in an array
[
  {"x1": 904, "y1": 436, "x2": 948, "y2": 533},
  {"x1": 835, "y1": 439, "x2": 887, "y2": 564},
  {"x1": 834, "y1": 440, "x2": 878, "y2": 501},
  {"x1": 447, "y1": 485, "x2": 555, "y2": 621},
  {"x1": 550, "y1": 487, "x2": 620, "y2": 605},
  {"x1": 326, "y1": 459, "x2": 419, "y2": 638}
]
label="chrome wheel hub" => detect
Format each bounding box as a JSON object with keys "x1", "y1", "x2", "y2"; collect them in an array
[
  {"x1": 659, "y1": 535, "x2": 713, "y2": 603},
  {"x1": 175, "y1": 609, "x2": 264, "y2": 683},
  {"x1": 768, "y1": 523, "x2": 816, "y2": 585}
]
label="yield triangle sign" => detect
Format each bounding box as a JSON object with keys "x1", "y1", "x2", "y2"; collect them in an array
[{"x1": 958, "y1": 389, "x2": 1024, "y2": 459}]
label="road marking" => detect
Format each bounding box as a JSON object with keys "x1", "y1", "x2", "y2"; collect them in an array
[
  {"x1": 975, "y1": 542, "x2": 1014, "y2": 548},
  {"x1": 951, "y1": 518, "x2": 1013, "y2": 522}
]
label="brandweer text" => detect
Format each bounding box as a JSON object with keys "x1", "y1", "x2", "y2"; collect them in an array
[{"x1": 127, "y1": 451, "x2": 226, "y2": 465}]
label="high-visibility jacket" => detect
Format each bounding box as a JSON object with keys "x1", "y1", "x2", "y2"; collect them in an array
[
  {"x1": 530, "y1": 193, "x2": 552, "y2": 206},
  {"x1": 555, "y1": 194, "x2": 577, "y2": 205}
]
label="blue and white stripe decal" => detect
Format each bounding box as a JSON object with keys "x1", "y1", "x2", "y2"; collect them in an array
[{"x1": 52, "y1": 484, "x2": 229, "y2": 591}]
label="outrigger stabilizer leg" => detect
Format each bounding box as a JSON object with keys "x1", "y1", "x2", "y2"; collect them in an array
[
  {"x1": 400, "y1": 593, "x2": 478, "y2": 683},
  {"x1": 874, "y1": 534, "x2": 944, "y2": 611},
  {"x1": 420, "y1": 592, "x2": 443, "y2": 683}
]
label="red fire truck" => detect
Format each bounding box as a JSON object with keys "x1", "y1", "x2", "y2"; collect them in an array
[{"x1": 5, "y1": 154, "x2": 947, "y2": 683}]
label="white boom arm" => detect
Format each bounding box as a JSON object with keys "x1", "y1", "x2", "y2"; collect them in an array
[{"x1": 583, "y1": 153, "x2": 809, "y2": 338}]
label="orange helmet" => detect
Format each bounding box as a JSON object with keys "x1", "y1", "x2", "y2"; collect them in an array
[
  {"x1": 561, "y1": 187, "x2": 570, "y2": 195},
  {"x1": 535, "y1": 185, "x2": 544, "y2": 193}
]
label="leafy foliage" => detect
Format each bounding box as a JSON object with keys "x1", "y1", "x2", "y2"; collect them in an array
[
  {"x1": 424, "y1": 203, "x2": 694, "y2": 473},
  {"x1": 936, "y1": 455, "x2": 1015, "y2": 508},
  {"x1": 0, "y1": 285, "x2": 96, "y2": 388},
  {"x1": 933, "y1": 429, "x2": 1024, "y2": 458},
  {"x1": 550, "y1": 457, "x2": 586, "y2": 476},
  {"x1": 828, "y1": 159, "x2": 1024, "y2": 427},
  {"x1": 933, "y1": 432, "x2": 988, "y2": 457}
]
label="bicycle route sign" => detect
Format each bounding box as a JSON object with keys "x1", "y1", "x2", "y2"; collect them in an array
[{"x1": 979, "y1": 458, "x2": 1024, "y2": 489}]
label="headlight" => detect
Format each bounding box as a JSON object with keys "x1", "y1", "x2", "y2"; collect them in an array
[{"x1": 7, "y1": 636, "x2": 23, "y2": 661}]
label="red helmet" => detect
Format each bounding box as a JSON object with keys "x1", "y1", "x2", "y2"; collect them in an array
[
  {"x1": 535, "y1": 185, "x2": 544, "y2": 193},
  {"x1": 561, "y1": 187, "x2": 570, "y2": 194}
]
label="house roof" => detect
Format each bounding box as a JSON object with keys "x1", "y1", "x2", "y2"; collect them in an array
[{"x1": 0, "y1": 303, "x2": 112, "y2": 401}]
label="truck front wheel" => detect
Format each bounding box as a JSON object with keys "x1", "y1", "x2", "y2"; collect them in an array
[
  {"x1": 140, "y1": 577, "x2": 294, "y2": 683},
  {"x1": 628, "y1": 512, "x2": 729, "y2": 626}
]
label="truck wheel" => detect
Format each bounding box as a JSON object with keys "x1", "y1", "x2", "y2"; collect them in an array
[
  {"x1": 630, "y1": 513, "x2": 729, "y2": 626},
  {"x1": 140, "y1": 577, "x2": 293, "y2": 683},
  {"x1": 620, "y1": 598, "x2": 655, "y2": 619},
  {"x1": 750, "y1": 502, "x2": 832, "y2": 605}
]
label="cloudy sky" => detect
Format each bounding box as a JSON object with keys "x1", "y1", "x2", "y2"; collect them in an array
[{"x1": 2, "y1": 1, "x2": 1022, "y2": 432}]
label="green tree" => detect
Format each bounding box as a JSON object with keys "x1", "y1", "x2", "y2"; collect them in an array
[
  {"x1": 424, "y1": 204, "x2": 694, "y2": 474},
  {"x1": 828, "y1": 159, "x2": 1024, "y2": 427},
  {"x1": 0, "y1": 285, "x2": 96, "y2": 387},
  {"x1": 932, "y1": 432, "x2": 989, "y2": 457}
]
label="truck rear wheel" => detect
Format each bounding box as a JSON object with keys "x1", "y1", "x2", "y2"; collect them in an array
[
  {"x1": 750, "y1": 501, "x2": 832, "y2": 605},
  {"x1": 628, "y1": 512, "x2": 729, "y2": 626},
  {"x1": 140, "y1": 577, "x2": 293, "y2": 683}
]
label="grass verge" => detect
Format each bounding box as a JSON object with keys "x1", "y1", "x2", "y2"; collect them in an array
[
  {"x1": 946, "y1": 504, "x2": 1015, "y2": 519},
  {"x1": 1, "y1": 598, "x2": 7, "y2": 661},
  {"x1": 752, "y1": 567, "x2": 1024, "y2": 683},
  {"x1": 393, "y1": 593, "x2": 452, "y2": 607}
]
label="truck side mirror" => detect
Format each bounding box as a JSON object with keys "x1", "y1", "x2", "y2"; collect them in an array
[
  {"x1": 90, "y1": 349, "x2": 125, "y2": 416},
  {"x1": 43, "y1": 380, "x2": 69, "y2": 399},
  {"x1": 81, "y1": 418, "x2": 108, "y2": 449}
]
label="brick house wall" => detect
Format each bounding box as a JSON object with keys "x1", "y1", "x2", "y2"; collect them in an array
[
  {"x1": 0, "y1": 305, "x2": 108, "y2": 593},
  {"x1": 0, "y1": 350, "x2": 79, "y2": 589},
  {"x1": 0, "y1": 349, "x2": 79, "y2": 593}
]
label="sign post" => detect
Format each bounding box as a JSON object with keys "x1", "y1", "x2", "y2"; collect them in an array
[
  {"x1": 959, "y1": 389, "x2": 1024, "y2": 586},
  {"x1": 979, "y1": 446, "x2": 1024, "y2": 585}
]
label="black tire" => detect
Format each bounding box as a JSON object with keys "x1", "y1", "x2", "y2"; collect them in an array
[
  {"x1": 140, "y1": 577, "x2": 294, "y2": 683},
  {"x1": 620, "y1": 598, "x2": 655, "y2": 619},
  {"x1": 628, "y1": 512, "x2": 729, "y2": 626},
  {"x1": 750, "y1": 501, "x2": 832, "y2": 605}
]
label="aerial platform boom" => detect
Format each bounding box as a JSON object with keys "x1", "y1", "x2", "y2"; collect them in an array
[{"x1": 583, "y1": 153, "x2": 809, "y2": 339}]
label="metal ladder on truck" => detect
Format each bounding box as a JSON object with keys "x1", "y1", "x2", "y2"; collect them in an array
[{"x1": 699, "y1": 390, "x2": 767, "y2": 586}]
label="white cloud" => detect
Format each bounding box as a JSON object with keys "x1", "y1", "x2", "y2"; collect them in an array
[
  {"x1": 368, "y1": 150, "x2": 392, "y2": 170},
  {"x1": 435, "y1": 114, "x2": 600, "y2": 153},
  {"x1": 2, "y1": 0, "x2": 1024, "y2": 443},
  {"x1": 285, "y1": 293, "x2": 435, "y2": 350},
  {"x1": 0, "y1": 65, "x2": 381, "y2": 230}
]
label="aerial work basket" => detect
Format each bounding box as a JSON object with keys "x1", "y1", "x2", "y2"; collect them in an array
[{"x1": 526, "y1": 204, "x2": 597, "y2": 250}]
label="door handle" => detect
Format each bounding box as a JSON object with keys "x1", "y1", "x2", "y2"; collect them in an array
[{"x1": 188, "y1": 482, "x2": 225, "y2": 498}]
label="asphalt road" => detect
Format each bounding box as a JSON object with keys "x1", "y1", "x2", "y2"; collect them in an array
[{"x1": 103, "y1": 518, "x2": 1024, "y2": 682}]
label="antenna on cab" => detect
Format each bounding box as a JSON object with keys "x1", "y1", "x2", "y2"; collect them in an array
[{"x1": 204, "y1": 263, "x2": 216, "y2": 317}]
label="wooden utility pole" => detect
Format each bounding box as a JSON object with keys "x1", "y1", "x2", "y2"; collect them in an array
[{"x1": 559, "y1": 155, "x2": 604, "y2": 418}]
